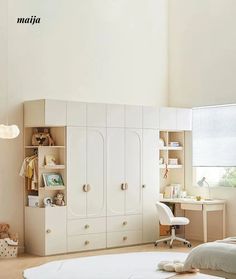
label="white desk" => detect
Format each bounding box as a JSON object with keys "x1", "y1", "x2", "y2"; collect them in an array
[{"x1": 160, "y1": 198, "x2": 226, "y2": 243}]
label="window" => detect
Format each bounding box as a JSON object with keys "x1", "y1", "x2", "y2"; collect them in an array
[
  {"x1": 194, "y1": 167, "x2": 236, "y2": 187},
  {"x1": 192, "y1": 104, "x2": 236, "y2": 187}
]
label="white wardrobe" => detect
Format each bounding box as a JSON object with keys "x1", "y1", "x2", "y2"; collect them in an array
[
  {"x1": 24, "y1": 100, "x2": 191, "y2": 255},
  {"x1": 66, "y1": 104, "x2": 159, "y2": 251}
]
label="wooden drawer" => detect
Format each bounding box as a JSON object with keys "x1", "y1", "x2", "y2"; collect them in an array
[
  {"x1": 67, "y1": 233, "x2": 106, "y2": 252},
  {"x1": 68, "y1": 218, "x2": 106, "y2": 236},
  {"x1": 107, "y1": 230, "x2": 142, "y2": 248},
  {"x1": 107, "y1": 215, "x2": 142, "y2": 232},
  {"x1": 181, "y1": 203, "x2": 202, "y2": 211}
]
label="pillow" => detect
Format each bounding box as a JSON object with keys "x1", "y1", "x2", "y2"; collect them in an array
[{"x1": 184, "y1": 242, "x2": 236, "y2": 274}]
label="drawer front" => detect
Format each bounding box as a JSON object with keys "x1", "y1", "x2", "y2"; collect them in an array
[
  {"x1": 107, "y1": 215, "x2": 142, "y2": 232},
  {"x1": 67, "y1": 233, "x2": 106, "y2": 252},
  {"x1": 107, "y1": 230, "x2": 142, "y2": 248},
  {"x1": 181, "y1": 203, "x2": 202, "y2": 211},
  {"x1": 68, "y1": 218, "x2": 106, "y2": 235}
]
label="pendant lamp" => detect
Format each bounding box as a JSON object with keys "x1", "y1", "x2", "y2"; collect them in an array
[{"x1": 0, "y1": 1, "x2": 20, "y2": 139}]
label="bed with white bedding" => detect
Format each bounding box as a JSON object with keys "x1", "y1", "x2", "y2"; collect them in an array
[
  {"x1": 184, "y1": 239, "x2": 236, "y2": 279},
  {"x1": 23, "y1": 252, "x2": 188, "y2": 279}
]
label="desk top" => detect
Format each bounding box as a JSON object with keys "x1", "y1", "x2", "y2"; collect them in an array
[
  {"x1": 171, "y1": 273, "x2": 224, "y2": 279},
  {"x1": 160, "y1": 198, "x2": 226, "y2": 205}
]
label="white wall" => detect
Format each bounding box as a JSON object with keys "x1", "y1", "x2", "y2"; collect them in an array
[
  {"x1": 0, "y1": 0, "x2": 168, "y2": 249},
  {"x1": 169, "y1": 0, "x2": 236, "y2": 239}
]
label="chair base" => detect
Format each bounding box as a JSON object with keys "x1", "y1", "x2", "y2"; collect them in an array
[{"x1": 155, "y1": 226, "x2": 191, "y2": 248}]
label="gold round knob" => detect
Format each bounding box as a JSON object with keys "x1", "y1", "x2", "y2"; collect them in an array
[
  {"x1": 87, "y1": 184, "x2": 91, "y2": 192},
  {"x1": 142, "y1": 184, "x2": 146, "y2": 188},
  {"x1": 123, "y1": 236, "x2": 127, "y2": 241},
  {"x1": 122, "y1": 221, "x2": 127, "y2": 226},
  {"x1": 84, "y1": 224, "x2": 90, "y2": 229},
  {"x1": 83, "y1": 184, "x2": 87, "y2": 192},
  {"x1": 85, "y1": 240, "x2": 90, "y2": 245},
  {"x1": 46, "y1": 229, "x2": 51, "y2": 234}
]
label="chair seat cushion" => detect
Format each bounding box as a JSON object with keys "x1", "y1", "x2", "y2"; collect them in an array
[{"x1": 170, "y1": 217, "x2": 189, "y2": 225}]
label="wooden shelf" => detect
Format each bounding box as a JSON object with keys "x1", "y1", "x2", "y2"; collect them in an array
[
  {"x1": 39, "y1": 186, "x2": 66, "y2": 191},
  {"x1": 159, "y1": 164, "x2": 183, "y2": 169},
  {"x1": 40, "y1": 165, "x2": 65, "y2": 170},
  {"x1": 159, "y1": 146, "x2": 183, "y2": 151}
]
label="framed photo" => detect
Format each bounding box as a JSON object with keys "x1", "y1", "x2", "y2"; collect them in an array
[
  {"x1": 43, "y1": 173, "x2": 64, "y2": 187},
  {"x1": 45, "y1": 155, "x2": 57, "y2": 166},
  {"x1": 43, "y1": 197, "x2": 53, "y2": 207}
]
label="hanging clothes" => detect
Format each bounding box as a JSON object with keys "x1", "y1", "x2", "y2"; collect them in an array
[{"x1": 19, "y1": 155, "x2": 38, "y2": 190}]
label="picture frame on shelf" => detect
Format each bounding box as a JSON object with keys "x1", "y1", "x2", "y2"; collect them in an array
[
  {"x1": 43, "y1": 173, "x2": 64, "y2": 187},
  {"x1": 45, "y1": 154, "x2": 57, "y2": 167},
  {"x1": 43, "y1": 197, "x2": 53, "y2": 207}
]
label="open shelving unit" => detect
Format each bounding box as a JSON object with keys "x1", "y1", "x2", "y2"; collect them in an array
[
  {"x1": 159, "y1": 131, "x2": 185, "y2": 193},
  {"x1": 24, "y1": 127, "x2": 67, "y2": 208}
]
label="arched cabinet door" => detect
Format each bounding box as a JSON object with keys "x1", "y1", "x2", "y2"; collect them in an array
[
  {"x1": 86, "y1": 128, "x2": 106, "y2": 217},
  {"x1": 125, "y1": 129, "x2": 142, "y2": 215},
  {"x1": 107, "y1": 128, "x2": 125, "y2": 216},
  {"x1": 67, "y1": 127, "x2": 87, "y2": 219}
]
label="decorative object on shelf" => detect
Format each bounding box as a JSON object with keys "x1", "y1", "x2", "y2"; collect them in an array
[
  {"x1": 197, "y1": 176, "x2": 211, "y2": 200},
  {"x1": 28, "y1": 195, "x2": 39, "y2": 207},
  {"x1": 45, "y1": 155, "x2": 56, "y2": 166},
  {"x1": 163, "y1": 164, "x2": 168, "y2": 179},
  {"x1": 169, "y1": 141, "x2": 180, "y2": 147},
  {"x1": 196, "y1": 196, "x2": 202, "y2": 201},
  {"x1": 32, "y1": 128, "x2": 54, "y2": 146},
  {"x1": 159, "y1": 157, "x2": 164, "y2": 165},
  {"x1": 43, "y1": 197, "x2": 53, "y2": 207},
  {"x1": 159, "y1": 138, "x2": 165, "y2": 148},
  {"x1": 168, "y1": 158, "x2": 178, "y2": 165},
  {"x1": 54, "y1": 192, "x2": 65, "y2": 206},
  {"x1": 43, "y1": 173, "x2": 64, "y2": 187}
]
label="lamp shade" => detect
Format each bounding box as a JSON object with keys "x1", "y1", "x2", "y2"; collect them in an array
[{"x1": 0, "y1": 124, "x2": 20, "y2": 139}]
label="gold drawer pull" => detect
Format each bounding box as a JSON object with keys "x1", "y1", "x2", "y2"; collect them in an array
[
  {"x1": 142, "y1": 184, "x2": 146, "y2": 188},
  {"x1": 125, "y1": 183, "x2": 128, "y2": 190},
  {"x1": 122, "y1": 221, "x2": 127, "y2": 226},
  {"x1": 84, "y1": 224, "x2": 90, "y2": 229},
  {"x1": 46, "y1": 229, "x2": 51, "y2": 234},
  {"x1": 121, "y1": 183, "x2": 126, "y2": 190},
  {"x1": 123, "y1": 236, "x2": 128, "y2": 241},
  {"x1": 84, "y1": 240, "x2": 90, "y2": 245},
  {"x1": 83, "y1": 184, "x2": 87, "y2": 192}
]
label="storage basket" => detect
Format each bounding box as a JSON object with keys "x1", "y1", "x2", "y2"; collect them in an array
[{"x1": 0, "y1": 239, "x2": 18, "y2": 258}]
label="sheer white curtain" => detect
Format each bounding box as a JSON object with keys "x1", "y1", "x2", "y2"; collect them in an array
[{"x1": 192, "y1": 104, "x2": 236, "y2": 167}]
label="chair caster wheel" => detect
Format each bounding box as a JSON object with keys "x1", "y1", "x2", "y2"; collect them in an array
[
  {"x1": 187, "y1": 243, "x2": 192, "y2": 248},
  {"x1": 154, "y1": 243, "x2": 158, "y2": 247},
  {"x1": 183, "y1": 241, "x2": 188, "y2": 245},
  {"x1": 169, "y1": 245, "x2": 173, "y2": 249},
  {"x1": 164, "y1": 241, "x2": 168, "y2": 245}
]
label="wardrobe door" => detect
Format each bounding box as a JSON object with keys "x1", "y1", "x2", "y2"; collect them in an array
[
  {"x1": 86, "y1": 128, "x2": 106, "y2": 217},
  {"x1": 67, "y1": 127, "x2": 87, "y2": 219},
  {"x1": 107, "y1": 128, "x2": 125, "y2": 216},
  {"x1": 125, "y1": 129, "x2": 142, "y2": 215},
  {"x1": 142, "y1": 129, "x2": 159, "y2": 242}
]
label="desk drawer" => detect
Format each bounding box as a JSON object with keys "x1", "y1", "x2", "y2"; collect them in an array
[
  {"x1": 68, "y1": 218, "x2": 106, "y2": 235},
  {"x1": 107, "y1": 230, "x2": 142, "y2": 248},
  {"x1": 107, "y1": 215, "x2": 142, "y2": 232},
  {"x1": 67, "y1": 233, "x2": 106, "y2": 252},
  {"x1": 181, "y1": 203, "x2": 202, "y2": 211}
]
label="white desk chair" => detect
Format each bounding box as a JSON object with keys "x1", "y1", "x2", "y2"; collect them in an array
[{"x1": 155, "y1": 201, "x2": 191, "y2": 248}]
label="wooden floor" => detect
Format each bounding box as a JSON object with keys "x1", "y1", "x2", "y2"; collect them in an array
[{"x1": 0, "y1": 242, "x2": 201, "y2": 279}]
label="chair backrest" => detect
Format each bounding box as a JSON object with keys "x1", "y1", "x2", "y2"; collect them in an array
[{"x1": 156, "y1": 202, "x2": 174, "y2": 225}]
